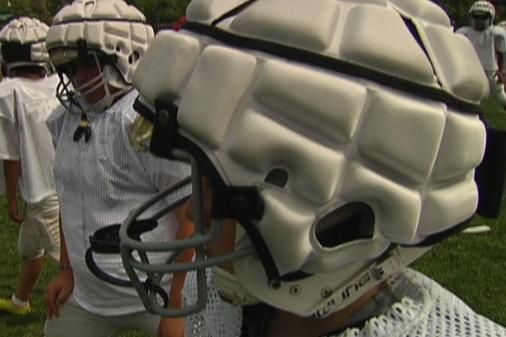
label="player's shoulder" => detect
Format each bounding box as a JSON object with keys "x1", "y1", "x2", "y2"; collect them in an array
[
  {"x1": 492, "y1": 25, "x2": 506, "y2": 36},
  {"x1": 455, "y1": 25, "x2": 472, "y2": 34},
  {"x1": 16, "y1": 74, "x2": 60, "y2": 94},
  {"x1": 46, "y1": 103, "x2": 67, "y2": 130},
  {"x1": 41, "y1": 73, "x2": 60, "y2": 89},
  {"x1": 0, "y1": 77, "x2": 20, "y2": 97},
  {"x1": 111, "y1": 88, "x2": 140, "y2": 124}
]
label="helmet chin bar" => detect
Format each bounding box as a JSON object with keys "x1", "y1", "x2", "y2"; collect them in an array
[
  {"x1": 85, "y1": 146, "x2": 271, "y2": 316},
  {"x1": 85, "y1": 175, "x2": 191, "y2": 291},
  {"x1": 118, "y1": 150, "x2": 260, "y2": 317}
]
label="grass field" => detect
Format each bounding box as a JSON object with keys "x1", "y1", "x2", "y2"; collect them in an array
[{"x1": 0, "y1": 100, "x2": 505, "y2": 336}]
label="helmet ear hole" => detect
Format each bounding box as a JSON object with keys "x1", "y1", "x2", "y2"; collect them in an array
[
  {"x1": 128, "y1": 51, "x2": 140, "y2": 64},
  {"x1": 265, "y1": 168, "x2": 288, "y2": 187},
  {"x1": 315, "y1": 202, "x2": 375, "y2": 248}
]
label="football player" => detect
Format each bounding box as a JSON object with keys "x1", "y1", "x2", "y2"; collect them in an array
[
  {"x1": 0, "y1": 16, "x2": 60, "y2": 316},
  {"x1": 43, "y1": 0, "x2": 190, "y2": 336},
  {"x1": 457, "y1": 1, "x2": 506, "y2": 108},
  {"x1": 100, "y1": 1, "x2": 505, "y2": 337}
]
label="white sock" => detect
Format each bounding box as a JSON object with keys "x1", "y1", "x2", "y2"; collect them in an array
[{"x1": 11, "y1": 294, "x2": 29, "y2": 308}]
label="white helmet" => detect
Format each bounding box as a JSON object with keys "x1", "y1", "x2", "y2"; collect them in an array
[
  {"x1": 46, "y1": 0, "x2": 154, "y2": 120},
  {"x1": 469, "y1": 1, "x2": 495, "y2": 30},
  {"x1": 89, "y1": 0, "x2": 490, "y2": 319},
  {"x1": 0, "y1": 17, "x2": 50, "y2": 76}
]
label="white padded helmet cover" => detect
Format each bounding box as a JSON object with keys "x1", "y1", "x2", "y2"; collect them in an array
[
  {"x1": 469, "y1": 0, "x2": 496, "y2": 20},
  {"x1": 0, "y1": 16, "x2": 49, "y2": 64},
  {"x1": 46, "y1": 0, "x2": 154, "y2": 84},
  {"x1": 133, "y1": 0, "x2": 488, "y2": 316}
]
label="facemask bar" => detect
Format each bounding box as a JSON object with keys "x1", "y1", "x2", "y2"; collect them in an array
[
  {"x1": 55, "y1": 51, "x2": 114, "y2": 112},
  {"x1": 471, "y1": 12, "x2": 492, "y2": 30},
  {"x1": 85, "y1": 175, "x2": 192, "y2": 287},
  {"x1": 54, "y1": 71, "x2": 80, "y2": 114},
  {"x1": 52, "y1": 48, "x2": 130, "y2": 142},
  {"x1": 120, "y1": 148, "x2": 255, "y2": 317}
]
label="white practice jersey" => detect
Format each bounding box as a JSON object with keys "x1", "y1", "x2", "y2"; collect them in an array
[
  {"x1": 47, "y1": 90, "x2": 191, "y2": 315},
  {"x1": 184, "y1": 268, "x2": 506, "y2": 337},
  {"x1": 456, "y1": 25, "x2": 506, "y2": 72},
  {"x1": 0, "y1": 75, "x2": 60, "y2": 203}
]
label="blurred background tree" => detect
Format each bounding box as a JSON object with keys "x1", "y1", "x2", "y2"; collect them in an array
[
  {"x1": 0, "y1": 0, "x2": 57, "y2": 24},
  {"x1": 129, "y1": 0, "x2": 190, "y2": 30},
  {"x1": 0, "y1": 0, "x2": 190, "y2": 28}
]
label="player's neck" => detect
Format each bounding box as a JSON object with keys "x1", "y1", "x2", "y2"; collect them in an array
[{"x1": 266, "y1": 282, "x2": 387, "y2": 337}]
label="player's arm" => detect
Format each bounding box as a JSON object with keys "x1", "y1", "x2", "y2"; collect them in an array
[
  {"x1": 57, "y1": 217, "x2": 72, "y2": 272},
  {"x1": 494, "y1": 26, "x2": 506, "y2": 81},
  {"x1": 0, "y1": 88, "x2": 22, "y2": 223},
  {"x1": 3, "y1": 160, "x2": 22, "y2": 222},
  {"x1": 158, "y1": 200, "x2": 195, "y2": 337},
  {"x1": 170, "y1": 200, "x2": 195, "y2": 308},
  {"x1": 45, "y1": 216, "x2": 74, "y2": 319}
]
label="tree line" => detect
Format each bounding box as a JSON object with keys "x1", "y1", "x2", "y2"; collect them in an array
[
  {"x1": 0, "y1": 0, "x2": 503, "y2": 31},
  {"x1": 0, "y1": 0, "x2": 190, "y2": 28}
]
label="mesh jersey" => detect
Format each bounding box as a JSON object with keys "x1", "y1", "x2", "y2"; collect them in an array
[
  {"x1": 47, "y1": 90, "x2": 191, "y2": 315},
  {"x1": 0, "y1": 75, "x2": 60, "y2": 203},
  {"x1": 456, "y1": 25, "x2": 506, "y2": 71},
  {"x1": 184, "y1": 268, "x2": 506, "y2": 337}
]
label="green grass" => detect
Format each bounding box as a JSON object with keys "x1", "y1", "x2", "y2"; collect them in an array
[
  {"x1": 413, "y1": 215, "x2": 506, "y2": 325},
  {"x1": 0, "y1": 98, "x2": 505, "y2": 335}
]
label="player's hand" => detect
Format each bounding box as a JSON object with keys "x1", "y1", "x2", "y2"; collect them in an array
[
  {"x1": 158, "y1": 317, "x2": 185, "y2": 337},
  {"x1": 7, "y1": 198, "x2": 23, "y2": 223},
  {"x1": 46, "y1": 269, "x2": 74, "y2": 319}
]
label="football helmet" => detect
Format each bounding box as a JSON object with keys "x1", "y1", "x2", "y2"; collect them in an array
[
  {"x1": 91, "y1": 0, "x2": 490, "y2": 318},
  {"x1": 46, "y1": 0, "x2": 154, "y2": 140},
  {"x1": 469, "y1": 1, "x2": 495, "y2": 31},
  {"x1": 0, "y1": 17, "x2": 50, "y2": 77}
]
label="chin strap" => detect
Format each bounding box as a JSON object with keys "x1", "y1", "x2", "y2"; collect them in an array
[
  {"x1": 212, "y1": 267, "x2": 260, "y2": 306},
  {"x1": 311, "y1": 246, "x2": 429, "y2": 319},
  {"x1": 73, "y1": 113, "x2": 92, "y2": 142},
  {"x1": 212, "y1": 246, "x2": 429, "y2": 319}
]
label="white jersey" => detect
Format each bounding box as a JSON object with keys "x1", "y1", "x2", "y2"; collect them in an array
[
  {"x1": 184, "y1": 268, "x2": 506, "y2": 337},
  {"x1": 456, "y1": 25, "x2": 506, "y2": 71},
  {"x1": 47, "y1": 90, "x2": 191, "y2": 315},
  {"x1": 0, "y1": 75, "x2": 60, "y2": 203}
]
